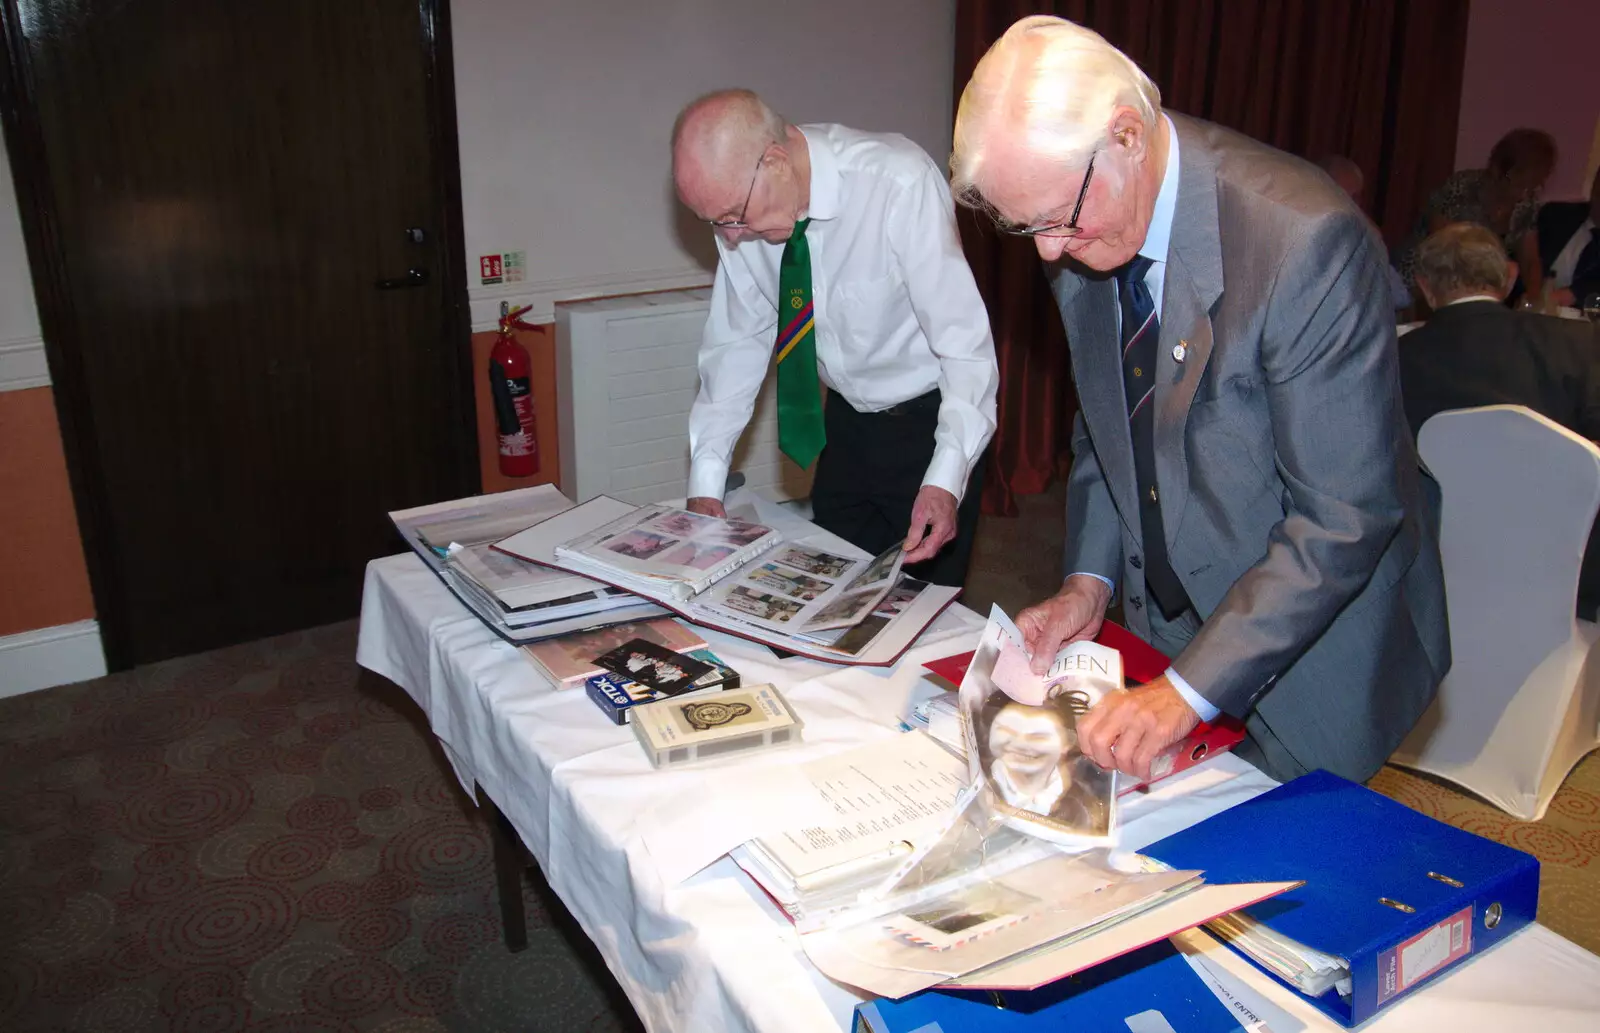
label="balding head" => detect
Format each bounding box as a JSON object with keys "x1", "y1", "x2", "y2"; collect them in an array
[
  {"x1": 671, "y1": 89, "x2": 809, "y2": 245},
  {"x1": 672, "y1": 90, "x2": 787, "y2": 216}
]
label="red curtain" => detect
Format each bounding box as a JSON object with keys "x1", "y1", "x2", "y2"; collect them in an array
[{"x1": 958, "y1": 0, "x2": 1472, "y2": 515}]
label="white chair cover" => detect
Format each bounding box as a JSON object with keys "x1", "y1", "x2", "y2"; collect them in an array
[{"x1": 1391, "y1": 405, "x2": 1600, "y2": 819}]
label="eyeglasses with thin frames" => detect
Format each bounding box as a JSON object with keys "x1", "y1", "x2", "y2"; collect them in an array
[
  {"x1": 1000, "y1": 153, "x2": 1097, "y2": 238},
  {"x1": 708, "y1": 156, "x2": 764, "y2": 230}
]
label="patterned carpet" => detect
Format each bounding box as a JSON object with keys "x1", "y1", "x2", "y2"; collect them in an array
[{"x1": 0, "y1": 622, "x2": 643, "y2": 1033}]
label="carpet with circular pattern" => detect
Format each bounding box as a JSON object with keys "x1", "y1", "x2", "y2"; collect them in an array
[{"x1": 0, "y1": 621, "x2": 643, "y2": 1033}]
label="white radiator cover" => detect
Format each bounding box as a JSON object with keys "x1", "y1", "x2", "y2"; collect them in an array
[{"x1": 555, "y1": 288, "x2": 814, "y2": 506}]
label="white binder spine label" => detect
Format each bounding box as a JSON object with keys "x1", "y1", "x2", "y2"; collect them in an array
[{"x1": 1378, "y1": 905, "x2": 1473, "y2": 1005}]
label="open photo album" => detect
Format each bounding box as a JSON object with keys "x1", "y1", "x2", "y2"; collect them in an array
[{"x1": 494, "y1": 495, "x2": 962, "y2": 665}]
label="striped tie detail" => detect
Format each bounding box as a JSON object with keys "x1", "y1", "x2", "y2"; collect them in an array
[{"x1": 775, "y1": 300, "x2": 815, "y2": 364}]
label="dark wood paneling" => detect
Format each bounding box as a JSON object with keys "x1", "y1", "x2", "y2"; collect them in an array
[{"x1": 2, "y1": 0, "x2": 476, "y2": 664}]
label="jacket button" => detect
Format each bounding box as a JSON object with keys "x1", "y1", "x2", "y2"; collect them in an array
[{"x1": 1130, "y1": 556, "x2": 1143, "y2": 569}]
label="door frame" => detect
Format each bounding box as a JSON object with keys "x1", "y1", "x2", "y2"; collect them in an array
[{"x1": 0, "y1": 0, "x2": 481, "y2": 670}]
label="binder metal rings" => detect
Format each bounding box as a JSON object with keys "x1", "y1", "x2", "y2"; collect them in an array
[
  {"x1": 1427, "y1": 871, "x2": 1465, "y2": 888},
  {"x1": 1379, "y1": 897, "x2": 1416, "y2": 914}
]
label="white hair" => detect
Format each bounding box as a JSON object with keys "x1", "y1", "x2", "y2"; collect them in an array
[{"x1": 950, "y1": 15, "x2": 1161, "y2": 209}]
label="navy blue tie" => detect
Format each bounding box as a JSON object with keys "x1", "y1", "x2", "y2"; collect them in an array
[{"x1": 1118, "y1": 256, "x2": 1190, "y2": 620}]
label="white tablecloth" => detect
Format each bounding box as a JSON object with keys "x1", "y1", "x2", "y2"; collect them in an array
[{"x1": 356, "y1": 551, "x2": 1600, "y2": 1033}]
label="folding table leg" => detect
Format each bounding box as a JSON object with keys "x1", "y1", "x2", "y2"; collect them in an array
[{"x1": 476, "y1": 784, "x2": 529, "y2": 952}]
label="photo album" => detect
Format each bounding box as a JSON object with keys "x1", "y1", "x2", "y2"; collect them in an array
[
  {"x1": 493, "y1": 495, "x2": 963, "y2": 665},
  {"x1": 386, "y1": 485, "x2": 667, "y2": 643}
]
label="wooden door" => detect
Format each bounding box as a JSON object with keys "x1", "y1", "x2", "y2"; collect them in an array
[{"x1": 1, "y1": 0, "x2": 477, "y2": 665}]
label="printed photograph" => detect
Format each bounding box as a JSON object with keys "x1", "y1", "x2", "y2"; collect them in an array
[
  {"x1": 804, "y1": 589, "x2": 880, "y2": 628},
  {"x1": 973, "y1": 690, "x2": 1113, "y2": 839},
  {"x1": 595, "y1": 639, "x2": 713, "y2": 691},
  {"x1": 893, "y1": 883, "x2": 1042, "y2": 951},
  {"x1": 746, "y1": 563, "x2": 833, "y2": 600},
  {"x1": 658, "y1": 541, "x2": 738, "y2": 570},
  {"x1": 723, "y1": 585, "x2": 804, "y2": 623},
  {"x1": 851, "y1": 544, "x2": 902, "y2": 589},
  {"x1": 646, "y1": 508, "x2": 719, "y2": 539},
  {"x1": 525, "y1": 619, "x2": 704, "y2": 681},
  {"x1": 873, "y1": 577, "x2": 927, "y2": 617},
  {"x1": 711, "y1": 518, "x2": 773, "y2": 549},
  {"x1": 601, "y1": 529, "x2": 676, "y2": 561},
  {"x1": 774, "y1": 546, "x2": 854, "y2": 579}
]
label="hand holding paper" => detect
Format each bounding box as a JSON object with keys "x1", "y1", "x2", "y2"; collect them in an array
[
  {"x1": 1015, "y1": 575, "x2": 1113, "y2": 674},
  {"x1": 902, "y1": 485, "x2": 958, "y2": 563}
]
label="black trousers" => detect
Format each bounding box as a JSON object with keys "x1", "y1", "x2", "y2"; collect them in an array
[{"x1": 809, "y1": 389, "x2": 985, "y2": 588}]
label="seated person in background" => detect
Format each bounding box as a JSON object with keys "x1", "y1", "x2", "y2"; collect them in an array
[
  {"x1": 1399, "y1": 222, "x2": 1600, "y2": 615},
  {"x1": 1395, "y1": 128, "x2": 1557, "y2": 299},
  {"x1": 1536, "y1": 165, "x2": 1600, "y2": 309},
  {"x1": 1316, "y1": 154, "x2": 1410, "y2": 312}
]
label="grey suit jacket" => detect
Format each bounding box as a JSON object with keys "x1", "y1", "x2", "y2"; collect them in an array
[{"x1": 1053, "y1": 113, "x2": 1451, "y2": 782}]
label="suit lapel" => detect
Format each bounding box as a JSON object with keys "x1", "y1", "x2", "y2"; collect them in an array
[
  {"x1": 1154, "y1": 114, "x2": 1225, "y2": 547},
  {"x1": 1052, "y1": 266, "x2": 1140, "y2": 534}
]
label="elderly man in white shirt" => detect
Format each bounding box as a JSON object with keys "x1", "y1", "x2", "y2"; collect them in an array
[{"x1": 671, "y1": 90, "x2": 998, "y2": 586}]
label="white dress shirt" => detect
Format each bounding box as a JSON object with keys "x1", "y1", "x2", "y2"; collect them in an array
[
  {"x1": 1551, "y1": 217, "x2": 1595, "y2": 290},
  {"x1": 1070, "y1": 117, "x2": 1219, "y2": 723},
  {"x1": 687, "y1": 124, "x2": 998, "y2": 502}
]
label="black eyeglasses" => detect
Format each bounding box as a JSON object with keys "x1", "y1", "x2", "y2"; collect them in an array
[
  {"x1": 1001, "y1": 153, "x2": 1096, "y2": 238},
  {"x1": 708, "y1": 156, "x2": 764, "y2": 230}
]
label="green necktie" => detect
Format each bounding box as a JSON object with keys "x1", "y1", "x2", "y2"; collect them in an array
[{"x1": 775, "y1": 218, "x2": 826, "y2": 469}]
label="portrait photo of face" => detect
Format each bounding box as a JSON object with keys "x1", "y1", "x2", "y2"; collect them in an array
[{"x1": 978, "y1": 697, "x2": 1112, "y2": 839}]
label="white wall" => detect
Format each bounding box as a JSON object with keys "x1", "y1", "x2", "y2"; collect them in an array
[
  {"x1": 0, "y1": 135, "x2": 39, "y2": 341},
  {"x1": 452, "y1": 0, "x2": 958, "y2": 326},
  {"x1": 0, "y1": 131, "x2": 50, "y2": 391},
  {"x1": 1455, "y1": 0, "x2": 1600, "y2": 201}
]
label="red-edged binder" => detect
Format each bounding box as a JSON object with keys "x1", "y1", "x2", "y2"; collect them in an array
[{"x1": 920, "y1": 620, "x2": 1247, "y2": 793}]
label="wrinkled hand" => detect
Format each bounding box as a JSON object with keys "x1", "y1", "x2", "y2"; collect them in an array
[
  {"x1": 902, "y1": 486, "x2": 959, "y2": 564},
  {"x1": 1077, "y1": 676, "x2": 1201, "y2": 780},
  {"x1": 686, "y1": 496, "x2": 727, "y2": 518},
  {"x1": 1014, "y1": 575, "x2": 1112, "y2": 675}
]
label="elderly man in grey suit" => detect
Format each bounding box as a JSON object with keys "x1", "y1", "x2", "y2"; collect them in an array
[{"x1": 950, "y1": 16, "x2": 1450, "y2": 783}]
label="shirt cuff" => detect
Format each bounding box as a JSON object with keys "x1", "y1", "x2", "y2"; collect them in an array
[
  {"x1": 1164, "y1": 665, "x2": 1220, "y2": 723},
  {"x1": 687, "y1": 457, "x2": 731, "y2": 502},
  {"x1": 921, "y1": 445, "x2": 971, "y2": 503},
  {"x1": 1067, "y1": 571, "x2": 1115, "y2": 593}
]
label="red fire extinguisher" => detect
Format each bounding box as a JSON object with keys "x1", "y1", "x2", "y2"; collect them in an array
[{"x1": 490, "y1": 302, "x2": 540, "y2": 477}]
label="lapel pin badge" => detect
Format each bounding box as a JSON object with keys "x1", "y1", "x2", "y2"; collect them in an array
[{"x1": 1173, "y1": 341, "x2": 1188, "y2": 363}]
